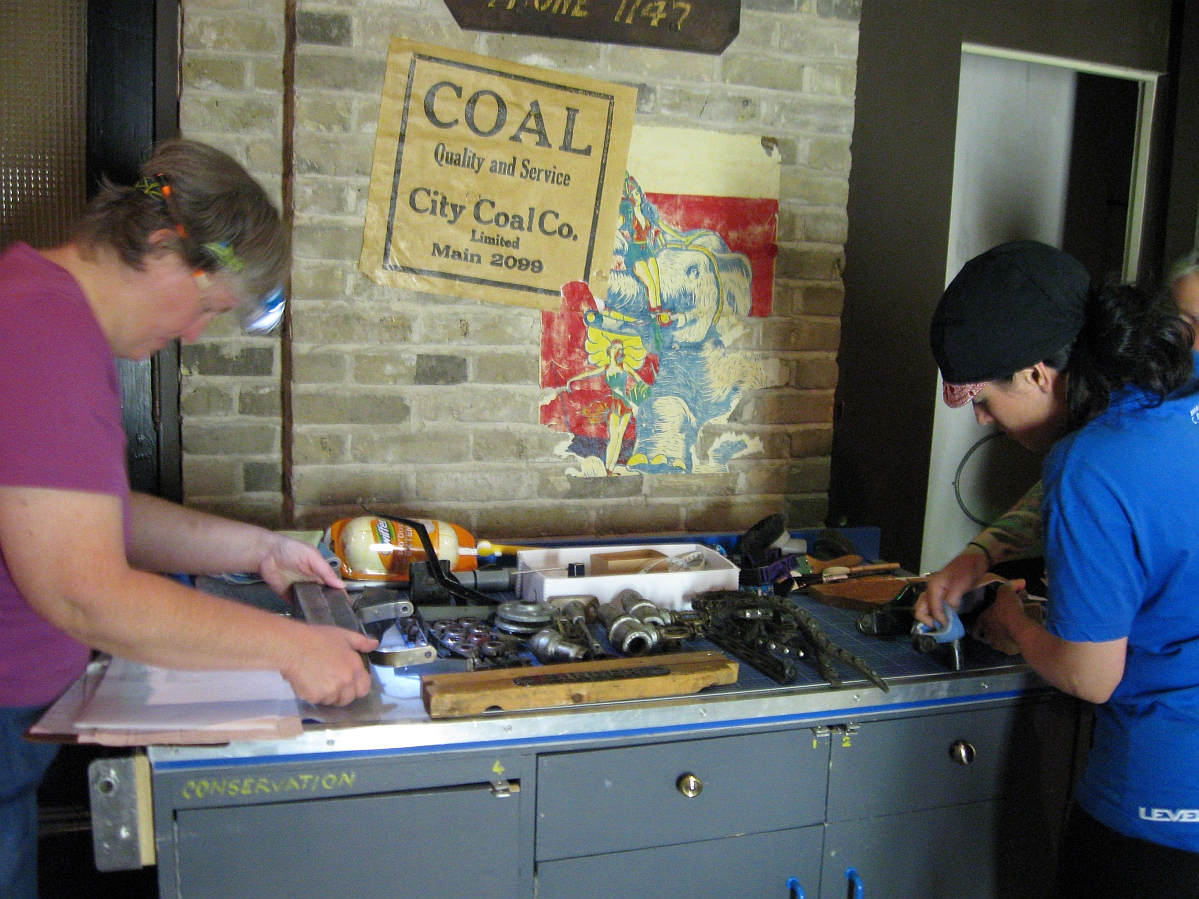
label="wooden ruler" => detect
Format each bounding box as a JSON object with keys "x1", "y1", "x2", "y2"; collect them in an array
[{"x1": 421, "y1": 651, "x2": 738, "y2": 719}]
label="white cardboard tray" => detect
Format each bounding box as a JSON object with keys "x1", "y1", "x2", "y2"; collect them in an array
[{"x1": 515, "y1": 543, "x2": 738, "y2": 610}]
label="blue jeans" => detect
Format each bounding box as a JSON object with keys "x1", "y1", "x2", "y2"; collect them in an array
[{"x1": 0, "y1": 705, "x2": 60, "y2": 899}]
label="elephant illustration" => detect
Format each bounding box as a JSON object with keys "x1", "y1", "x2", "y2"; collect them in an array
[{"x1": 597, "y1": 222, "x2": 766, "y2": 473}]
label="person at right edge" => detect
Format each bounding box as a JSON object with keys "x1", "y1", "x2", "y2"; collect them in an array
[
  {"x1": 914, "y1": 240, "x2": 1199, "y2": 896},
  {"x1": 922, "y1": 247, "x2": 1199, "y2": 607}
]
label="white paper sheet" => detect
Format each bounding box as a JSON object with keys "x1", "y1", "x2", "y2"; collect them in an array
[{"x1": 72, "y1": 658, "x2": 301, "y2": 731}]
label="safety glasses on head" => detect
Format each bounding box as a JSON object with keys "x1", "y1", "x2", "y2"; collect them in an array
[{"x1": 137, "y1": 175, "x2": 287, "y2": 336}]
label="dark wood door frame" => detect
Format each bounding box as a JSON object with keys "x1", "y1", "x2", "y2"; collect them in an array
[{"x1": 87, "y1": 0, "x2": 181, "y2": 501}]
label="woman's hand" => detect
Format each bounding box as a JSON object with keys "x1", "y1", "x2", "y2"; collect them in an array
[
  {"x1": 914, "y1": 549, "x2": 991, "y2": 627},
  {"x1": 256, "y1": 533, "x2": 345, "y2": 597}
]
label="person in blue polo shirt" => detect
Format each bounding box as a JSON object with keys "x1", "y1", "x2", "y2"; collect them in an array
[{"x1": 916, "y1": 240, "x2": 1199, "y2": 898}]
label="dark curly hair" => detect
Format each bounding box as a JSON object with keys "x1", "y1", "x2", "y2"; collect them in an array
[{"x1": 1057, "y1": 280, "x2": 1196, "y2": 431}]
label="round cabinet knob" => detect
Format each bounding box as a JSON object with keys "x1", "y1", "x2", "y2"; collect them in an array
[
  {"x1": 676, "y1": 773, "x2": 703, "y2": 798},
  {"x1": 949, "y1": 740, "x2": 977, "y2": 766}
]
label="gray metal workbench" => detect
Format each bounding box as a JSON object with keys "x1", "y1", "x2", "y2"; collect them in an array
[{"x1": 94, "y1": 593, "x2": 1084, "y2": 899}]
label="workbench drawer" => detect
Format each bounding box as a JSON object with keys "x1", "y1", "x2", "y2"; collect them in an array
[
  {"x1": 822, "y1": 799, "x2": 1055, "y2": 899},
  {"x1": 171, "y1": 781, "x2": 524, "y2": 899},
  {"x1": 538, "y1": 825, "x2": 824, "y2": 899},
  {"x1": 827, "y1": 697, "x2": 1074, "y2": 821},
  {"x1": 535, "y1": 729, "x2": 827, "y2": 861}
]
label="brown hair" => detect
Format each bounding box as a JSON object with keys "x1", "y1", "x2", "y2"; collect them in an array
[{"x1": 72, "y1": 139, "x2": 288, "y2": 304}]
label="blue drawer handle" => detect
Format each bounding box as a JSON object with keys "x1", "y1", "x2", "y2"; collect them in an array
[
  {"x1": 846, "y1": 867, "x2": 864, "y2": 898},
  {"x1": 786, "y1": 876, "x2": 806, "y2": 899}
]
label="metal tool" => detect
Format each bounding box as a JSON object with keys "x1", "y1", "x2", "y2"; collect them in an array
[
  {"x1": 692, "y1": 591, "x2": 888, "y2": 691},
  {"x1": 292, "y1": 582, "x2": 366, "y2": 635},
  {"x1": 391, "y1": 516, "x2": 500, "y2": 606}
]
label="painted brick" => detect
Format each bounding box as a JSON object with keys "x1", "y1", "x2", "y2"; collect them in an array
[
  {"x1": 787, "y1": 456, "x2": 832, "y2": 493},
  {"x1": 792, "y1": 355, "x2": 840, "y2": 389},
  {"x1": 776, "y1": 246, "x2": 844, "y2": 280},
  {"x1": 482, "y1": 33, "x2": 604, "y2": 72},
  {"x1": 295, "y1": 53, "x2": 386, "y2": 93},
  {"x1": 181, "y1": 384, "x2": 236, "y2": 416},
  {"x1": 246, "y1": 138, "x2": 285, "y2": 176},
  {"x1": 295, "y1": 178, "x2": 356, "y2": 216},
  {"x1": 420, "y1": 309, "x2": 541, "y2": 346},
  {"x1": 352, "y1": 349, "x2": 417, "y2": 385},
  {"x1": 183, "y1": 420, "x2": 279, "y2": 455},
  {"x1": 180, "y1": 93, "x2": 281, "y2": 134},
  {"x1": 475, "y1": 504, "x2": 588, "y2": 539},
  {"x1": 593, "y1": 503, "x2": 685, "y2": 536},
  {"x1": 790, "y1": 425, "x2": 834, "y2": 457},
  {"x1": 698, "y1": 92, "x2": 762, "y2": 125},
  {"x1": 683, "y1": 501, "x2": 782, "y2": 534},
  {"x1": 293, "y1": 432, "x2": 349, "y2": 465},
  {"x1": 292, "y1": 222, "x2": 371, "y2": 261},
  {"x1": 291, "y1": 465, "x2": 415, "y2": 506},
  {"x1": 808, "y1": 135, "x2": 853, "y2": 172},
  {"x1": 185, "y1": 15, "x2": 283, "y2": 53},
  {"x1": 474, "y1": 352, "x2": 540, "y2": 384},
  {"x1": 536, "y1": 472, "x2": 644, "y2": 500},
  {"x1": 294, "y1": 349, "x2": 350, "y2": 383},
  {"x1": 353, "y1": 15, "x2": 463, "y2": 55},
  {"x1": 415, "y1": 354, "x2": 469, "y2": 385},
  {"x1": 350, "y1": 428, "x2": 472, "y2": 465},
  {"x1": 746, "y1": 390, "x2": 835, "y2": 425},
  {"x1": 733, "y1": 460, "x2": 791, "y2": 496},
  {"x1": 411, "y1": 467, "x2": 537, "y2": 503},
  {"x1": 783, "y1": 494, "x2": 830, "y2": 527},
  {"x1": 797, "y1": 208, "x2": 849, "y2": 243},
  {"x1": 781, "y1": 167, "x2": 851, "y2": 206},
  {"x1": 297, "y1": 11, "x2": 352, "y2": 46},
  {"x1": 295, "y1": 133, "x2": 375, "y2": 178},
  {"x1": 348, "y1": 349, "x2": 414, "y2": 385},
  {"x1": 767, "y1": 96, "x2": 855, "y2": 135},
  {"x1": 239, "y1": 384, "x2": 281, "y2": 416},
  {"x1": 606, "y1": 45, "x2": 717, "y2": 81},
  {"x1": 416, "y1": 389, "x2": 539, "y2": 424},
  {"x1": 292, "y1": 302, "x2": 416, "y2": 347},
  {"x1": 180, "y1": 344, "x2": 275, "y2": 377},
  {"x1": 292, "y1": 390, "x2": 412, "y2": 425},
  {"x1": 296, "y1": 96, "x2": 355, "y2": 133},
  {"x1": 291, "y1": 262, "x2": 348, "y2": 299},
  {"x1": 731, "y1": 12, "x2": 779, "y2": 49},
  {"x1": 472, "y1": 427, "x2": 565, "y2": 462},
  {"x1": 244, "y1": 460, "x2": 283, "y2": 492},
  {"x1": 778, "y1": 21, "x2": 848, "y2": 56},
  {"x1": 799, "y1": 282, "x2": 844, "y2": 315},
  {"x1": 250, "y1": 58, "x2": 284, "y2": 92},
  {"x1": 742, "y1": 0, "x2": 797, "y2": 12},
  {"x1": 184, "y1": 56, "x2": 247, "y2": 91},
  {"x1": 645, "y1": 473, "x2": 738, "y2": 498},
  {"x1": 816, "y1": 0, "x2": 861, "y2": 21},
  {"x1": 722, "y1": 54, "x2": 805, "y2": 92},
  {"x1": 183, "y1": 457, "x2": 242, "y2": 496}
]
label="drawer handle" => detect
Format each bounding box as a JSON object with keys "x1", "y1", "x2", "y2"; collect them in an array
[
  {"x1": 950, "y1": 740, "x2": 977, "y2": 766},
  {"x1": 676, "y1": 773, "x2": 703, "y2": 798}
]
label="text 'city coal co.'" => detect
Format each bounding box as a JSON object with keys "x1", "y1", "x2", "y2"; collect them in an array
[{"x1": 361, "y1": 39, "x2": 637, "y2": 309}]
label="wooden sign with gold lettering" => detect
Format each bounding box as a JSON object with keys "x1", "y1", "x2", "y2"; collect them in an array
[
  {"x1": 361, "y1": 39, "x2": 637, "y2": 309},
  {"x1": 443, "y1": 0, "x2": 740, "y2": 55}
]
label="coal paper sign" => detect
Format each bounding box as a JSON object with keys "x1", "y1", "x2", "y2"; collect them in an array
[{"x1": 361, "y1": 39, "x2": 637, "y2": 310}]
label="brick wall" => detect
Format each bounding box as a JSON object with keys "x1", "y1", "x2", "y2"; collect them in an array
[{"x1": 178, "y1": 0, "x2": 860, "y2": 539}]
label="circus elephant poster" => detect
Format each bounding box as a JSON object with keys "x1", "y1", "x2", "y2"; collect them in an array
[{"x1": 539, "y1": 125, "x2": 780, "y2": 476}]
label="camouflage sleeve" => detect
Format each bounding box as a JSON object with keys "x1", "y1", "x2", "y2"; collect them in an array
[{"x1": 971, "y1": 481, "x2": 1043, "y2": 565}]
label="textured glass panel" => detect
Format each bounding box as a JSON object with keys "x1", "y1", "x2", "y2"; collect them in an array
[{"x1": 0, "y1": 0, "x2": 87, "y2": 248}]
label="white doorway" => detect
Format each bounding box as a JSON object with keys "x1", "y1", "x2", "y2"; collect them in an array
[{"x1": 919, "y1": 44, "x2": 1160, "y2": 574}]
